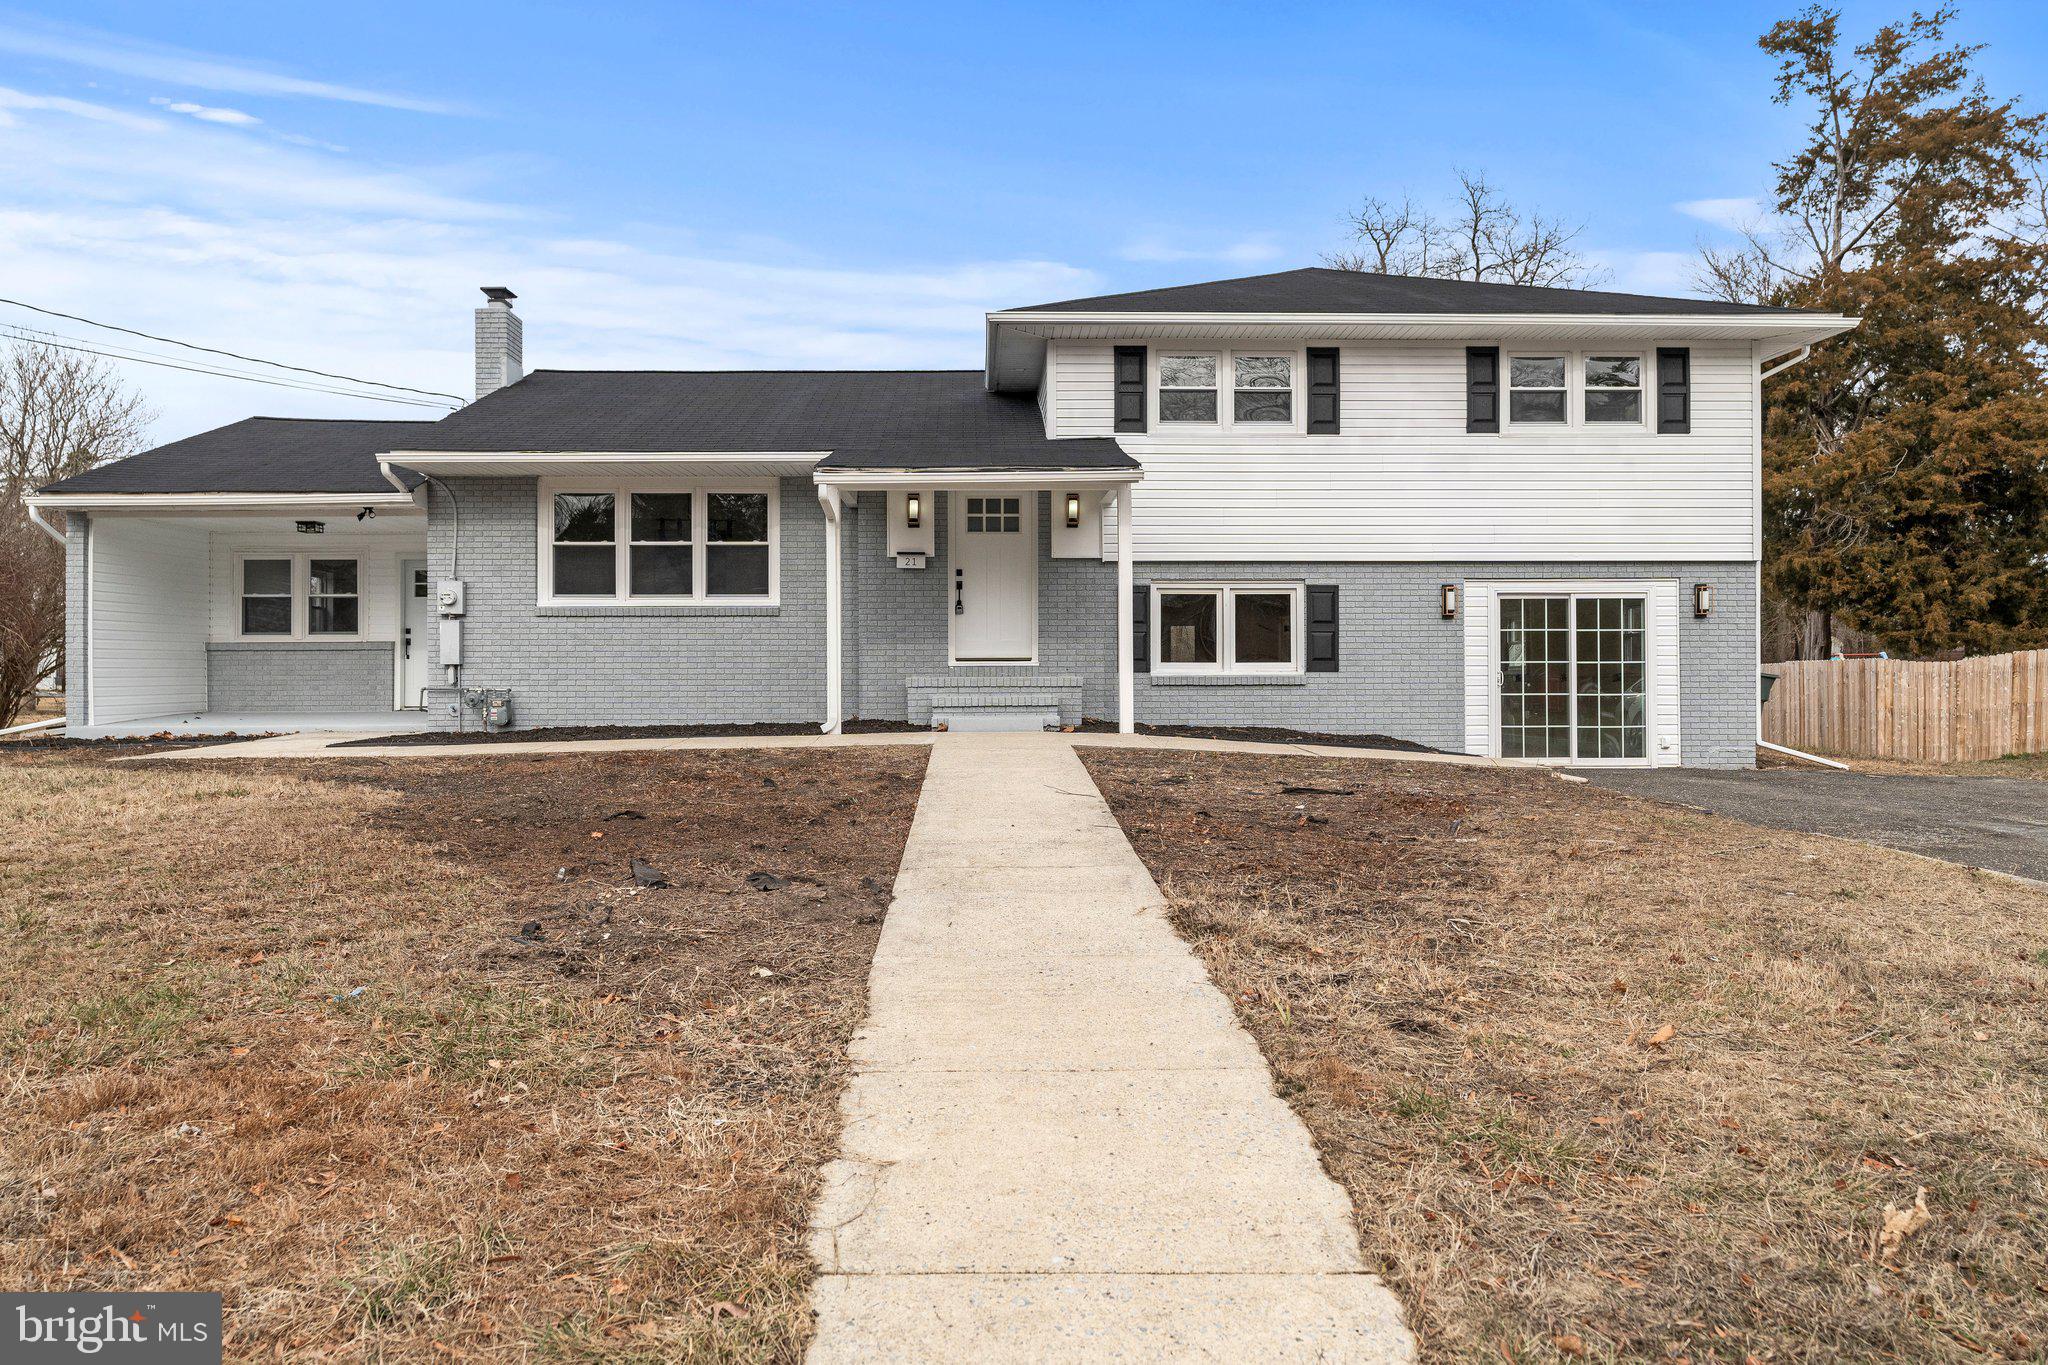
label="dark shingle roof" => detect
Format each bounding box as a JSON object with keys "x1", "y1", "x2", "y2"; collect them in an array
[
  {"x1": 38, "y1": 417, "x2": 435, "y2": 495},
  {"x1": 399, "y1": 369, "x2": 1136, "y2": 471},
  {"x1": 1008, "y1": 266, "x2": 1822, "y2": 317}
]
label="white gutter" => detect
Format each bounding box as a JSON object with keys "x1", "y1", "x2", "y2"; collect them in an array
[
  {"x1": 0, "y1": 715, "x2": 64, "y2": 738},
  {"x1": 987, "y1": 308, "x2": 1857, "y2": 332},
  {"x1": 26, "y1": 491, "x2": 420, "y2": 512},
  {"x1": 815, "y1": 468, "x2": 1142, "y2": 489}
]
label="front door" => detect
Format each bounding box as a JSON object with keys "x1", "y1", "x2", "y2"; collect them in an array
[
  {"x1": 950, "y1": 493, "x2": 1036, "y2": 662},
  {"x1": 1497, "y1": 593, "x2": 1648, "y2": 762},
  {"x1": 399, "y1": 559, "x2": 431, "y2": 707}
]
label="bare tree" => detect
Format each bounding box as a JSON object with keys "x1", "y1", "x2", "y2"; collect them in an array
[
  {"x1": 0, "y1": 342, "x2": 152, "y2": 726},
  {"x1": 1324, "y1": 170, "x2": 1606, "y2": 287}
]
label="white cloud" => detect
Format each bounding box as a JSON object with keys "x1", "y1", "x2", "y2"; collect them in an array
[
  {"x1": 1120, "y1": 236, "x2": 1284, "y2": 266},
  {"x1": 152, "y1": 97, "x2": 262, "y2": 127},
  {"x1": 1594, "y1": 249, "x2": 1701, "y2": 296},
  {"x1": 0, "y1": 85, "x2": 1097, "y2": 443},
  {"x1": 1676, "y1": 197, "x2": 1764, "y2": 232},
  {"x1": 0, "y1": 85, "x2": 164, "y2": 131},
  {"x1": 0, "y1": 19, "x2": 460, "y2": 114}
]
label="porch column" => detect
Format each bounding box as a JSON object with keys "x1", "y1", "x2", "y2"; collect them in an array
[
  {"x1": 818, "y1": 483, "x2": 843, "y2": 735},
  {"x1": 1117, "y1": 483, "x2": 1135, "y2": 734}
]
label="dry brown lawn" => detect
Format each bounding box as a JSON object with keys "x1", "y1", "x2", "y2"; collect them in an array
[
  {"x1": 1851, "y1": 753, "x2": 2048, "y2": 780},
  {"x1": 0, "y1": 746, "x2": 927, "y2": 1362},
  {"x1": 1082, "y1": 749, "x2": 2048, "y2": 1364}
]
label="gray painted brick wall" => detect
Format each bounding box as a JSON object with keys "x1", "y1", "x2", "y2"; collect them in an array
[
  {"x1": 424, "y1": 476, "x2": 831, "y2": 729},
  {"x1": 417, "y1": 481, "x2": 1758, "y2": 765},
  {"x1": 206, "y1": 642, "x2": 393, "y2": 713}
]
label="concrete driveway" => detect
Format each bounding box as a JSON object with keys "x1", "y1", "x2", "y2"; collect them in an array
[{"x1": 1584, "y1": 766, "x2": 2048, "y2": 883}]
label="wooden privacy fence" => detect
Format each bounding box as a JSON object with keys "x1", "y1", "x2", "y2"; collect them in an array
[{"x1": 1762, "y1": 648, "x2": 2048, "y2": 762}]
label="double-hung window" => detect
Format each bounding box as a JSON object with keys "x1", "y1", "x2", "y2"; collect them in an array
[
  {"x1": 1156, "y1": 350, "x2": 1299, "y2": 428},
  {"x1": 1507, "y1": 356, "x2": 1568, "y2": 425},
  {"x1": 236, "y1": 553, "x2": 360, "y2": 639},
  {"x1": 1582, "y1": 355, "x2": 1643, "y2": 423},
  {"x1": 1152, "y1": 583, "x2": 1302, "y2": 674},
  {"x1": 541, "y1": 483, "x2": 777, "y2": 604}
]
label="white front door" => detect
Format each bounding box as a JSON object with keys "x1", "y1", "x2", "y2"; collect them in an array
[
  {"x1": 399, "y1": 559, "x2": 431, "y2": 707},
  {"x1": 950, "y1": 492, "x2": 1036, "y2": 662}
]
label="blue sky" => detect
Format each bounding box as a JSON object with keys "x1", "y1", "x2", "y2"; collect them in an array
[{"x1": 2, "y1": 1, "x2": 2045, "y2": 441}]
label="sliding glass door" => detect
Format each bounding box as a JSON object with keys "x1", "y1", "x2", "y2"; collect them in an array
[{"x1": 1499, "y1": 594, "x2": 1647, "y2": 762}]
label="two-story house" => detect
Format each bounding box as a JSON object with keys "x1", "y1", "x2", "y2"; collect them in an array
[{"x1": 28, "y1": 269, "x2": 1854, "y2": 765}]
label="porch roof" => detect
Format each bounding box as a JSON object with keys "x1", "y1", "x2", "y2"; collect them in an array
[{"x1": 36, "y1": 417, "x2": 436, "y2": 496}]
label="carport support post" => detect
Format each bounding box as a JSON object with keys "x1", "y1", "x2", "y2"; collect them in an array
[
  {"x1": 819, "y1": 483, "x2": 843, "y2": 735},
  {"x1": 1117, "y1": 484, "x2": 1134, "y2": 734}
]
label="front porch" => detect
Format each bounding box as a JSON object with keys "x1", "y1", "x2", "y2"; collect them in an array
[
  {"x1": 815, "y1": 469, "x2": 1142, "y2": 733},
  {"x1": 31, "y1": 496, "x2": 433, "y2": 735}
]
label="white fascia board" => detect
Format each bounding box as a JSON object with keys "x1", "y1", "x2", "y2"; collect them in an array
[
  {"x1": 386, "y1": 450, "x2": 829, "y2": 466},
  {"x1": 26, "y1": 491, "x2": 423, "y2": 513},
  {"x1": 815, "y1": 468, "x2": 1141, "y2": 490},
  {"x1": 987, "y1": 308, "x2": 1857, "y2": 331}
]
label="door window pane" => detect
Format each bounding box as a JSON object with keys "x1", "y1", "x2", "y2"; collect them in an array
[
  {"x1": 1158, "y1": 592, "x2": 1219, "y2": 665},
  {"x1": 1573, "y1": 597, "x2": 1646, "y2": 759},
  {"x1": 1232, "y1": 592, "x2": 1292, "y2": 664},
  {"x1": 1499, "y1": 596, "x2": 1570, "y2": 758}
]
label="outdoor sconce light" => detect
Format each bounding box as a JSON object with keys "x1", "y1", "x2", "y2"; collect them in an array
[
  {"x1": 1694, "y1": 582, "x2": 1714, "y2": 617},
  {"x1": 1064, "y1": 491, "x2": 1082, "y2": 529},
  {"x1": 905, "y1": 492, "x2": 921, "y2": 529},
  {"x1": 295, "y1": 520, "x2": 325, "y2": 535},
  {"x1": 1440, "y1": 583, "x2": 1459, "y2": 619}
]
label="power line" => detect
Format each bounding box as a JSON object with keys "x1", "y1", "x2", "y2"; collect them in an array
[
  {"x1": 0, "y1": 296, "x2": 468, "y2": 404},
  {"x1": 0, "y1": 328, "x2": 459, "y2": 410},
  {"x1": 2, "y1": 322, "x2": 459, "y2": 409}
]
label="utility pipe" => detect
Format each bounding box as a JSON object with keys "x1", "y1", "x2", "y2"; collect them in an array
[{"x1": 0, "y1": 716, "x2": 64, "y2": 738}]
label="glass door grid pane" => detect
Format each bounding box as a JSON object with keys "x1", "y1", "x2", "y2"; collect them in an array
[{"x1": 1500, "y1": 595, "x2": 1648, "y2": 761}]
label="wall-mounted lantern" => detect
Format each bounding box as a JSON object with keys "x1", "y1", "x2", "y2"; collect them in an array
[
  {"x1": 1440, "y1": 583, "x2": 1459, "y2": 619},
  {"x1": 905, "y1": 492, "x2": 922, "y2": 530},
  {"x1": 295, "y1": 520, "x2": 325, "y2": 535},
  {"x1": 1064, "y1": 491, "x2": 1082, "y2": 529},
  {"x1": 1693, "y1": 582, "x2": 1714, "y2": 617}
]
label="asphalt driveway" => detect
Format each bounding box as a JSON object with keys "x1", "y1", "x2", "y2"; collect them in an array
[{"x1": 1583, "y1": 766, "x2": 2048, "y2": 883}]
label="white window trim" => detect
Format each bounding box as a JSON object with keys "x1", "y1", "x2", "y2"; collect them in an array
[
  {"x1": 1152, "y1": 347, "x2": 1305, "y2": 433},
  {"x1": 232, "y1": 550, "x2": 362, "y2": 641},
  {"x1": 1580, "y1": 351, "x2": 1649, "y2": 427},
  {"x1": 535, "y1": 478, "x2": 780, "y2": 607},
  {"x1": 1502, "y1": 349, "x2": 1653, "y2": 432},
  {"x1": 1150, "y1": 581, "x2": 1304, "y2": 675}
]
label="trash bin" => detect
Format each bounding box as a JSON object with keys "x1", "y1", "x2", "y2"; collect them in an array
[{"x1": 1760, "y1": 670, "x2": 1779, "y2": 704}]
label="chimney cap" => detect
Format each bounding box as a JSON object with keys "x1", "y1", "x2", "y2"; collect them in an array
[{"x1": 480, "y1": 286, "x2": 517, "y2": 305}]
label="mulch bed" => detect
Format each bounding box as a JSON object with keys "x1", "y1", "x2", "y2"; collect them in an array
[
  {"x1": 1075, "y1": 719, "x2": 1437, "y2": 752},
  {"x1": 332, "y1": 719, "x2": 928, "y2": 748}
]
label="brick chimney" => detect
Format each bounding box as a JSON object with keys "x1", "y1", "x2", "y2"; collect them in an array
[{"x1": 474, "y1": 286, "x2": 523, "y2": 399}]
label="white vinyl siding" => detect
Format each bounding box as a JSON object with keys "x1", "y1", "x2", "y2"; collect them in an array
[
  {"x1": 89, "y1": 518, "x2": 209, "y2": 724},
  {"x1": 1042, "y1": 339, "x2": 1758, "y2": 561}
]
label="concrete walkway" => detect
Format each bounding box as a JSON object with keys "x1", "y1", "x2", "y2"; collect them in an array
[{"x1": 806, "y1": 732, "x2": 1414, "y2": 1362}]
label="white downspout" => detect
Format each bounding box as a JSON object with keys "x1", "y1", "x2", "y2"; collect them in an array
[
  {"x1": 818, "y1": 483, "x2": 843, "y2": 735},
  {"x1": 1116, "y1": 483, "x2": 1135, "y2": 734},
  {"x1": 26, "y1": 500, "x2": 66, "y2": 545},
  {"x1": 1755, "y1": 343, "x2": 1815, "y2": 764}
]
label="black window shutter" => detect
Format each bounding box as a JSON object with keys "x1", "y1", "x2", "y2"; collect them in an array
[
  {"x1": 1657, "y1": 347, "x2": 1691, "y2": 434},
  {"x1": 1306, "y1": 347, "x2": 1340, "y2": 434},
  {"x1": 1306, "y1": 585, "x2": 1339, "y2": 673},
  {"x1": 1113, "y1": 345, "x2": 1148, "y2": 433},
  {"x1": 1466, "y1": 347, "x2": 1500, "y2": 433},
  {"x1": 1132, "y1": 583, "x2": 1150, "y2": 673}
]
